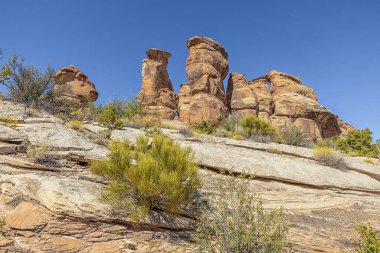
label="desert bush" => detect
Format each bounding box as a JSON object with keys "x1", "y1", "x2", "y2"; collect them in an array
[
  {"x1": 0, "y1": 55, "x2": 55, "y2": 106},
  {"x1": 91, "y1": 135, "x2": 201, "y2": 220},
  {"x1": 99, "y1": 104, "x2": 124, "y2": 129},
  {"x1": 191, "y1": 121, "x2": 216, "y2": 135},
  {"x1": 194, "y1": 175, "x2": 290, "y2": 252},
  {"x1": 232, "y1": 134, "x2": 245, "y2": 140},
  {"x1": 178, "y1": 127, "x2": 194, "y2": 138},
  {"x1": 336, "y1": 129, "x2": 379, "y2": 158},
  {"x1": 70, "y1": 103, "x2": 102, "y2": 122},
  {"x1": 355, "y1": 222, "x2": 380, "y2": 253},
  {"x1": 315, "y1": 138, "x2": 337, "y2": 149},
  {"x1": 0, "y1": 116, "x2": 19, "y2": 125},
  {"x1": 90, "y1": 129, "x2": 112, "y2": 146},
  {"x1": 250, "y1": 132, "x2": 273, "y2": 143},
  {"x1": 281, "y1": 126, "x2": 312, "y2": 148},
  {"x1": 27, "y1": 144, "x2": 58, "y2": 166},
  {"x1": 124, "y1": 99, "x2": 145, "y2": 120},
  {"x1": 312, "y1": 147, "x2": 348, "y2": 170},
  {"x1": 240, "y1": 116, "x2": 276, "y2": 137},
  {"x1": 214, "y1": 114, "x2": 242, "y2": 137},
  {"x1": 66, "y1": 120, "x2": 84, "y2": 131}
]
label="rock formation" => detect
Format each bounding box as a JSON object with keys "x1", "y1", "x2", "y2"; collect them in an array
[
  {"x1": 54, "y1": 66, "x2": 98, "y2": 103},
  {"x1": 248, "y1": 76, "x2": 273, "y2": 122},
  {"x1": 181, "y1": 36, "x2": 228, "y2": 124},
  {"x1": 177, "y1": 83, "x2": 191, "y2": 123},
  {"x1": 266, "y1": 71, "x2": 341, "y2": 139},
  {"x1": 226, "y1": 73, "x2": 258, "y2": 117},
  {"x1": 137, "y1": 49, "x2": 178, "y2": 120}
]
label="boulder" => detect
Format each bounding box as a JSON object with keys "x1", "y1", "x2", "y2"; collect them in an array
[
  {"x1": 137, "y1": 49, "x2": 178, "y2": 120},
  {"x1": 226, "y1": 73, "x2": 258, "y2": 117},
  {"x1": 185, "y1": 36, "x2": 228, "y2": 124},
  {"x1": 54, "y1": 66, "x2": 98, "y2": 102}
]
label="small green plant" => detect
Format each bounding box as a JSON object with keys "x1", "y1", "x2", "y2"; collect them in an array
[
  {"x1": 240, "y1": 116, "x2": 276, "y2": 137},
  {"x1": 99, "y1": 104, "x2": 124, "y2": 129},
  {"x1": 312, "y1": 147, "x2": 347, "y2": 170},
  {"x1": 194, "y1": 175, "x2": 290, "y2": 252},
  {"x1": 191, "y1": 121, "x2": 216, "y2": 135},
  {"x1": 355, "y1": 222, "x2": 380, "y2": 253},
  {"x1": 91, "y1": 135, "x2": 201, "y2": 220},
  {"x1": 232, "y1": 134, "x2": 245, "y2": 140},
  {"x1": 281, "y1": 126, "x2": 312, "y2": 148},
  {"x1": 336, "y1": 129, "x2": 379, "y2": 158},
  {"x1": 66, "y1": 120, "x2": 84, "y2": 131},
  {"x1": 0, "y1": 116, "x2": 19, "y2": 125}
]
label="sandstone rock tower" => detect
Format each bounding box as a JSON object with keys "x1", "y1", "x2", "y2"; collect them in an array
[
  {"x1": 137, "y1": 49, "x2": 178, "y2": 120},
  {"x1": 180, "y1": 36, "x2": 229, "y2": 125},
  {"x1": 54, "y1": 66, "x2": 98, "y2": 103}
]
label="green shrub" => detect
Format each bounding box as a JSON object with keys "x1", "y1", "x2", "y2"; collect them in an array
[
  {"x1": 194, "y1": 175, "x2": 290, "y2": 252},
  {"x1": 99, "y1": 104, "x2": 124, "y2": 129},
  {"x1": 312, "y1": 147, "x2": 347, "y2": 170},
  {"x1": 240, "y1": 116, "x2": 276, "y2": 137},
  {"x1": 91, "y1": 135, "x2": 201, "y2": 220},
  {"x1": 214, "y1": 114, "x2": 242, "y2": 137},
  {"x1": 70, "y1": 103, "x2": 102, "y2": 121},
  {"x1": 281, "y1": 126, "x2": 312, "y2": 148},
  {"x1": 355, "y1": 222, "x2": 380, "y2": 253},
  {"x1": 124, "y1": 99, "x2": 145, "y2": 120},
  {"x1": 191, "y1": 121, "x2": 216, "y2": 135},
  {"x1": 336, "y1": 129, "x2": 379, "y2": 158},
  {"x1": 0, "y1": 54, "x2": 55, "y2": 106}
]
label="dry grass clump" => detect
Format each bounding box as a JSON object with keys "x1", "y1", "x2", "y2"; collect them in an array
[
  {"x1": 90, "y1": 129, "x2": 112, "y2": 146},
  {"x1": 27, "y1": 144, "x2": 58, "y2": 166},
  {"x1": 178, "y1": 127, "x2": 194, "y2": 138},
  {"x1": 194, "y1": 175, "x2": 290, "y2": 252},
  {"x1": 0, "y1": 116, "x2": 19, "y2": 126},
  {"x1": 312, "y1": 147, "x2": 348, "y2": 170},
  {"x1": 363, "y1": 158, "x2": 376, "y2": 165},
  {"x1": 281, "y1": 126, "x2": 312, "y2": 148},
  {"x1": 91, "y1": 134, "x2": 201, "y2": 220},
  {"x1": 66, "y1": 120, "x2": 84, "y2": 131}
]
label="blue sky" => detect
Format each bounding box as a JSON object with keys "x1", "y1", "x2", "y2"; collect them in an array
[{"x1": 1, "y1": 0, "x2": 379, "y2": 140}]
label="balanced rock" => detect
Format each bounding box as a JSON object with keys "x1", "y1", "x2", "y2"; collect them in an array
[
  {"x1": 54, "y1": 66, "x2": 98, "y2": 103},
  {"x1": 183, "y1": 36, "x2": 228, "y2": 124},
  {"x1": 226, "y1": 73, "x2": 258, "y2": 117},
  {"x1": 137, "y1": 49, "x2": 178, "y2": 120}
]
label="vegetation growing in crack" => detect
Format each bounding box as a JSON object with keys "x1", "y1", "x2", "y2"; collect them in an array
[
  {"x1": 312, "y1": 146, "x2": 347, "y2": 170},
  {"x1": 91, "y1": 134, "x2": 201, "y2": 220},
  {"x1": 193, "y1": 174, "x2": 291, "y2": 252},
  {"x1": 355, "y1": 222, "x2": 380, "y2": 253}
]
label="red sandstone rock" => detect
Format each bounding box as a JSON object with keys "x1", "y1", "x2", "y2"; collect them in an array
[
  {"x1": 226, "y1": 73, "x2": 258, "y2": 117},
  {"x1": 137, "y1": 48, "x2": 178, "y2": 120},
  {"x1": 184, "y1": 36, "x2": 228, "y2": 124},
  {"x1": 54, "y1": 66, "x2": 98, "y2": 102}
]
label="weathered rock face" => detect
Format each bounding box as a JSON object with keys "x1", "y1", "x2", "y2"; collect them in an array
[
  {"x1": 54, "y1": 66, "x2": 98, "y2": 102},
  {"x1": 183, "y1": 36, "x2": 228, "y2": 124},
  {"x1": 267, "y1": 70, "x2": 317, "y2": 100},
  {"x1": 178, "y1": 83, "x2": 191, "y2": 123},
  {"x1": 248, "y1": 76, "x2": 273, "y2": 122},
  {"x1": 137, "y1": 49, "x2": 178, "y2": 120},
  {"x1": 226, "y1": 73, "x2": 258, "y2": 117}
]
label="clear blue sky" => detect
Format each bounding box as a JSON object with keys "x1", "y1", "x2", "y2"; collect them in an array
[{"x1": 1, "y1": 0, "x2": 379, "y2": 140}]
